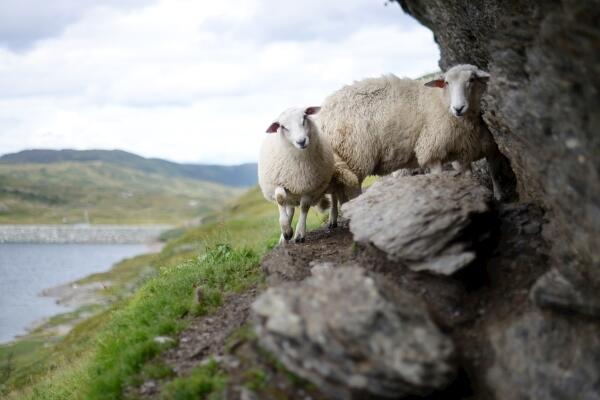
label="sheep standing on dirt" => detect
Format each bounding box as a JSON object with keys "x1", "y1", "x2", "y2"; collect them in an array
[
  {"x1": 258, "y1": 107, "x2": 335, "y2": 244},
  {"x1": 318, "y1": 64, "x2": 506, "y2": 200}
]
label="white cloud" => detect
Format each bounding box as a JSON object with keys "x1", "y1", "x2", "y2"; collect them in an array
[
  {"x1": 0, "y1": 0, "x2": 439, "y2": 164},
  {"x1": 0, "y1": 0, "x2": 156, "y2": 51}
]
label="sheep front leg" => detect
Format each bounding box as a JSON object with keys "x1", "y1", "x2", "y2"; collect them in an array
[
  {"x1": 328, "y1": 191, "x2": 338, "y2": 229},
  {"x1": 286, "y1": 205, "x2": 295, "y2": 226},
  {"x1": 278, "y1": 204, "x2": 293, "y2": 244},
  {"x1": 293, "y1": 196, "x2": 310, "y2": 243}
]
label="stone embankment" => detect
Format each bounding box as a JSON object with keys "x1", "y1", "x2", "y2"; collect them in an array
[{"x1": 0, "y1": 224, "x2": 172, "y2": 244}]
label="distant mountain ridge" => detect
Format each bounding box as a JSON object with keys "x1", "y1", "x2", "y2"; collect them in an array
[{"x1": 0, "y1": 149, "x2": 257, "y2": 187}]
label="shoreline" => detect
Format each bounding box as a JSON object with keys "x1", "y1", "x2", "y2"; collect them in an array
[
  {"x1": 0, "y1": 224, "x2": 172, "y2": 244},
  {"x1": 0, "y1": 241, "x2": 164, "y2": 345}
]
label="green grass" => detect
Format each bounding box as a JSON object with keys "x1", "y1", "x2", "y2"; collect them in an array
[
  {"x1": 0, "y1": 162, "x2": 241, "y2": 224},
  {"x1": 362, "y1": 175, "x2": 380, "y2": 188},
  {"x1": 243, "y1": 368, "x2": 269, "y2": 392},
  {"x1": 139, "y1": 361, "x2": 175, "y2": 381},
  {"x1": 81, "y1": 244, "x2": 260, "y2": 399},
  {"x1": 160, "y1": 360, "x2": 226, "y2": 400},
  {"x1": 2, "y1": 186, "x2": 325, "y2": 399},
  {"x1": 417, "y1": 71, "x2": 441, "y2": 81}
]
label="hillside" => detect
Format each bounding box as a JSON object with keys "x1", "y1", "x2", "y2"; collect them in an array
[
  {"x1": 0, "y1": 185, "x2": 311, "y2": 399},
  {"x1": 0, "y1": 161, "x2": 242, "y2": 224},
  {"x1": 0, "y1": 149, "x2": 258, "y2": 188}
]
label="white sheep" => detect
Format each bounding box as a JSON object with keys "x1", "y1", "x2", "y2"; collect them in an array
[
  {"x1": 258, "y1": 106, "x2": 335, "y2": 244},
  {"x1": 318, "y1": 64, "x2": 505, "y2": 200}
]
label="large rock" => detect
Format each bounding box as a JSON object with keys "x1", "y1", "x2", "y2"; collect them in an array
[
  {"x1": 342, "y1": 173, "x2": 495, "y2": 275},
  {"x1": 397, "y1": 0, "x2": 600, "y2": 301},
  {"x1": 251, "y1": 264, "x2": 456, "y2": 399},
  {"x1": 487, "y1": 311, "x2": 600, "y2": 400}
]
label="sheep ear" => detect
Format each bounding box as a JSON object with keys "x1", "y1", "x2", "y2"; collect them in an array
[
  {"x1": 266, "y1": 122, "x2": 280, "y2": 133},
  {"x1": 475, "y1": 70, "x2": 490, "y2": 82},
  {"x1": 424, "y1": 79, "x2": 446, "y2": 88},
  {"x1": 305, "y1": 106, "x2": 321, "y2": 115}
]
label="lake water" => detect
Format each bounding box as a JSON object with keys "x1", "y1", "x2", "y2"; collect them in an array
[{"x1": 0, "y1": 243, "x2": 150, "y2": 343}]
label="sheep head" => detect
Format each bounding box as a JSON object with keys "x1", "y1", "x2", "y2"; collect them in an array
[
  {"x1": 266, "y1": 106, "x2": 321, "y2": 150},
  {"x1": 425, "y1": 64, "x2": 490, "y2": 118}
]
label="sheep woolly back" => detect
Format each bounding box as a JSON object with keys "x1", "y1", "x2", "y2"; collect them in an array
[{"x1": 318, "y1": 73, "x2": 485, "y2": 183}]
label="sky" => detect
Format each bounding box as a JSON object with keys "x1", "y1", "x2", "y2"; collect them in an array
[{"x1": 0, "y1": 0, "x2": 439, "y2": 165}]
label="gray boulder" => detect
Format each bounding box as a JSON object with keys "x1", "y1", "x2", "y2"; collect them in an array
[
  {"x1": 487, "y1": 311, "x2": 600, "y2": 400},
  {"x1": 342, "y1": 173, "x2": 495, "y2": 275},
  {"x1": 251, "y1": 264, "x2": 456, "y2": 399}
]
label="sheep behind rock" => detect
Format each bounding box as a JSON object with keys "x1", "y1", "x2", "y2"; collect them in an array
[
  {"x1": 318, "y1": 64, "x2": 508, "y2": 201},
  {"x1": 258, "y1": 107, "x2": 334, "y2": 244}
]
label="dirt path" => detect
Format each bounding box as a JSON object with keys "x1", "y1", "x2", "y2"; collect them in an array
[{"x1": 163, "y1": 289, "x2": 258, "y2": 377}]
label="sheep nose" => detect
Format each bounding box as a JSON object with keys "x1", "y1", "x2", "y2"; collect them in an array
[
  {"x1": 296, "y1": 138, "x2": 307, "y2": 147},
  {"x1": 454, "y1": 105, "x2": 465, "y2": 115}
]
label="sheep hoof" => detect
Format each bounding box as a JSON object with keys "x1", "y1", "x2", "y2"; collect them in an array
[
  {"x1": 283, "y1": 230, "x2": 293, "y2": 241},
  {"x1": 294, "y1": 236, "x2": 305, "y2": 243},
  {"x1": 328, "y1": 222, "x2": 338, "y2": 229}
]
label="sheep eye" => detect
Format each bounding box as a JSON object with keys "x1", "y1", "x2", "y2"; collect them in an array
[
  {"x1": 469, "y1": 77, "x2": 476, "y2": 82},
  {"x1": 444, "y1": 81, "x2": 448, "y2": 86},
  {"x1": 281, "y1": 125, "x2": 287, "y2": 131}
]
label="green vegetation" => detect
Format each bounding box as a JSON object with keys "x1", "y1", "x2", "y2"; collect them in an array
[
  {"x1": 362, "y1": 175, "x2": 380, "y2": 188},
  {"x1": 160, "y1": 360, "x2": 226, "y2": 400},
  {"x1": 0, "y1": 149, "x2": 257, "y2": 187},
  {"x1": 78, "y1": 244, "x2": 259, "y2": 399},
  {"x1": 243, "y1": 368, "x2": 269, "y2": 392},
  {"x1": 1, "y1": 186, "x2": 324, "y2": 399},
  {"x1": 417, "y1": 71, "x2": 441, "y2": 81},
  {"x1": 0, "y1": 162, "x2": 241, "y2": 224}
]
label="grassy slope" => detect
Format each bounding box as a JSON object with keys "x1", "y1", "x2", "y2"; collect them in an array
[
  {"x1": 1, "y1": 187, "x2": 325, "y2": 399},
  {"x1": 0, "y1": 149, "x2": 258, "y2": 188},
  {"x1": 0, "y1": 162, "x2": 241, "y2": 224}
]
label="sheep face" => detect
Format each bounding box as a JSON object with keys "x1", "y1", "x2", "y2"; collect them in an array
[
  {"x1": 425, "y1": 64, "x2": 490, "y2": 118},
  {"x1": 266, "y1": 107, "x2": 321, "y2": 150}
]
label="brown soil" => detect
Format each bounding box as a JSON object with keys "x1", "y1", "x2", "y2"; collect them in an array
[
  {"x1": 163, "y1": 289, "x2": 258, "y2": 377},
  {"x1": 135, "y1": 202, "x2": 548, "y2": 400}
]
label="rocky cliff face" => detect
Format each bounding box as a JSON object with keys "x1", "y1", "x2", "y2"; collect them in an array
[{"x1": 398, "y1": 0, "x2": 600, "y2": 312}]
